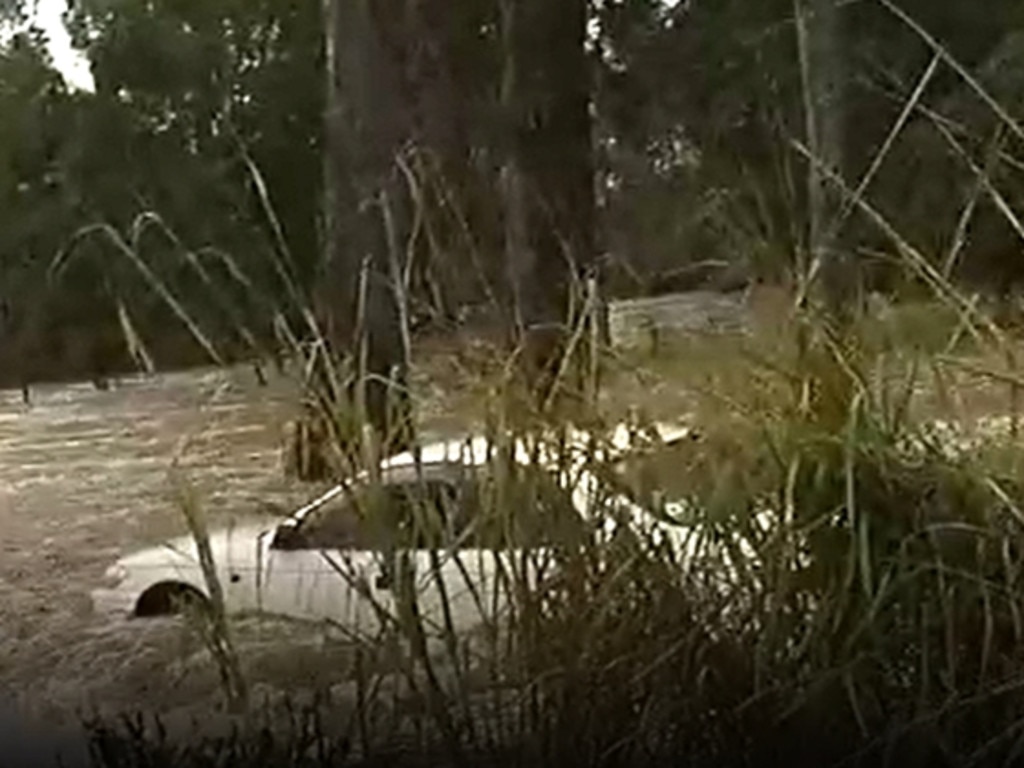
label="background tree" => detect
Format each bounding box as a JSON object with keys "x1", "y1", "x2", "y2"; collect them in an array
[
  {"x1": 3, "y1": 0, "x2": 1024, "y2": 392},
  {"x1": 321, "y1": 0, "x2": 482, "y2": 449},
  {"x1": 794, "y1": 0, "x2": 848, "y2": 313},
  {"x1": 501, "y1": 0, "x2": 594, "y2": 406}
]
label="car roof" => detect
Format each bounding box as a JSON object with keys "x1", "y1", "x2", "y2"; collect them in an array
[
  {"x1": 377, "y1": 461, "x2": 478, "y2": 485},
  {"x1": 287, "y1": 458, "x2": 482, "y2": 525},
  {"x1": 287, "y1": 421, "x2": 695, "y2": 526},
  {"x1": 382, "y1": 422, "x2": 697, "y2": 472}
]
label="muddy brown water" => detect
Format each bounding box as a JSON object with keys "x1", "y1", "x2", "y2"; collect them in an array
[{"x1": 0, "y1": 366, "x2": 374, "y2": 730}]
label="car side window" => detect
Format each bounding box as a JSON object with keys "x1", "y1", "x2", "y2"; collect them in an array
[
  {"x1": 465, "y1": 467, "x2": 585, "y2": 549},
  {"x1": 289, "y1": 468, "x2": 582, "y2": 551},
  {"x1": 293, "y1": 493, "x2": 366, "y2": 549},
  {"x1": 295, "y1": 479, "x2": 468, "y2": 550},
  {"x1": 385, "y1": 480, "x2": 469, "y2": 549}
]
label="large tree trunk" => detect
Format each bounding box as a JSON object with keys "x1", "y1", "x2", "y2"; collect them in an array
[
  {"x1": 402, "y1": 0, "x2": 479, "y2": 324},
  {"x1": 321, "y1": 0, "x2": 415, "y2": 453},
  {"x1": 795, "y1": 0, "x2": 852, "y2": 315},
  {"x1": 500, "y1": 0, "x2": 595, "y2": 409}
]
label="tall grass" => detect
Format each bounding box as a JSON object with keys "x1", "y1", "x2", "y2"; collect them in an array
[
  {"x1": 63, "y1": 8, "x2": 1024, "y2": 767},
  {"x1": 78, "y1": 297, "x2": 1024, "y2": 766},
  {"x1": 168, "y1": 382, "x2": 250, "y2": 714}
]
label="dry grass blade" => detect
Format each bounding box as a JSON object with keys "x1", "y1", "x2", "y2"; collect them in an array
[
  {"x1": 131, "y1": 213, "x2": 269, "y2": 359},
  {"x1": 228, "y1": 125, "x2": 308, "y2": 316},
  {"x1": 828, "y1": 51, "x2": 941, "y2": 240},
  {"x1": 790, "y1": 138, "x2": 1002, "y2": 346},
  {"x1": 50, "y1": 222, "x2": 225, "y2": 366},
  {"x1": 167, "y1": 469, "x2": 249, "y2": 713},
  {"x1": 877, "y1": 0, "x2": 1024, "y2": 145},
  {"x1": 927, "y1": 119, "x2": 1024, "y2": 257},
  {"x1": 167, "y1": 379, "x2": 249, "y2": 713},
  {"x1": 115, "y1": 298, "x2": 156, "y2": 375},
  {"x1": 941, "y1": 127, "x2": 1005, "y2": 279}
]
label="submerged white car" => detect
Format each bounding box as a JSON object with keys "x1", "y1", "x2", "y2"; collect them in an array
[{"x1": 91, "y1": 427, "x2": 695, "y2": 643}]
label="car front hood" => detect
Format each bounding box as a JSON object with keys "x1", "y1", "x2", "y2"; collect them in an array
[{"x1": 114, "y1": 521, "x2": 273, "y2": 573}]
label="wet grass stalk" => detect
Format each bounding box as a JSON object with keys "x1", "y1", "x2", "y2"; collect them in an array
[
  {"x1": 153, "y1": 377, "x2": 252, "y2": 715},
  {"x1": 168, "y1": 464, "x2": 249, "y2": 714}
]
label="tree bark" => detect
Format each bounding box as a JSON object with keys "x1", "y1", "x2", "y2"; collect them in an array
[
  {"x1": 321, "y1": 0, "x2": 414, "y2": 452},
  {"x1": 499, "y1": 0, "x2": 595, "y2": 407},
  {"x1": 795, "y1": 0, "x2": 852, "y2": 316},
  {"x1": 402, "y1": 0, "x2": 478, "y2": 323}
]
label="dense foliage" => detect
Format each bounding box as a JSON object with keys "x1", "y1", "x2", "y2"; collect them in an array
[{"x1": 1, "y1": 0, "x2": 1023, "y2": 381}]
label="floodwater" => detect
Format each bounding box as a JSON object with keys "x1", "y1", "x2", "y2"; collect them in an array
[{"x1": 0, "y1": 365, "x2": 351, "y2": 728}]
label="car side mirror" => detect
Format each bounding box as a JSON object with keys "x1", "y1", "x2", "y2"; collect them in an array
[{"x1": 271, "y1": 523, "x2": 306, "y2": 551}]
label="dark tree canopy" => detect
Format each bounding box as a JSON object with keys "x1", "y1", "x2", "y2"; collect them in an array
[{"x1": 2, "y1": 0, "x2": 1024, "y2": 389}]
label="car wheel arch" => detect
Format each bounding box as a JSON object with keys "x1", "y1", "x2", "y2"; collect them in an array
[{"x1": 133, "y1": 581, "x2": 211, "y2": 617}]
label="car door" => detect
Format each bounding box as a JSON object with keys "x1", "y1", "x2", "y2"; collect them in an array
[
  {"x1": 401, "y1": 467, "x2": 585, "y2": 642},
  {"x1": 389, "y1": 476, "x2": 491, "y2": 640},
  {"x1": 458, "y1": 465, "x2": 586, "y2": 629},
  {"x1": 260, "y1": 490, "x2": 395, "y2": 640}
]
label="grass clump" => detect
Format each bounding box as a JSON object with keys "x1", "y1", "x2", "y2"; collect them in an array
[
  {"x1": 76, "y1": 296, "x2": 1024, "y2": 768},
  {"x1": 640, "y1": 311, "x2": 1024, "y2": 766}
]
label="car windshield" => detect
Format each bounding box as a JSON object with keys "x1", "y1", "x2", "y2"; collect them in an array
[{"x1": 292, "y1": 462, "x2": 585, "y2": 550}]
